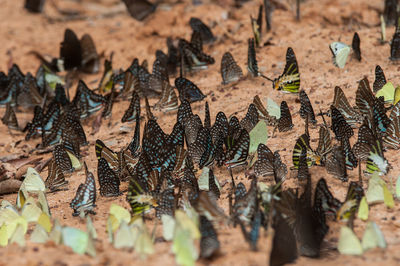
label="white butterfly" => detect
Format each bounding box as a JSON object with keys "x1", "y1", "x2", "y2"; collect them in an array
[{"x1": 329, "y1": 42, "x2": 351, "y2": 69}]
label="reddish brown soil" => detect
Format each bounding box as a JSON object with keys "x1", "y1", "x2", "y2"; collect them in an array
[{"x1": 0, "y1": 0, "x2": 400, "y2": 265}]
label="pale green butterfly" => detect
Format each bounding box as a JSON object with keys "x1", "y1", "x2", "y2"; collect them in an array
[{"x1": 329, "y1": 42, "x2": 351, "y2": 69}]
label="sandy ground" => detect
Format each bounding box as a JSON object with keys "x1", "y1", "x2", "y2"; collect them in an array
[{"x1": 0, "y1": 0, "x2": 400, "y2": 265}]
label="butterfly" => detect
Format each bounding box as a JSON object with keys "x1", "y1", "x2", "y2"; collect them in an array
[
  {"x1": 80, "y1": 34, "x2": 100, "y2": 74},
  {"x1": 356, "y1": 78, "x2": 390, "y2": 133},
  {"x1": 337, "y1": 181, "x2": 364, "y2": 221},
  {"x1": 24, "y1": 105, "x2": 43, "y2": 140},
  {"x1": 232, "y1": 178, "x2": 257, "y2": 224},
  {"x1": 166, "y1": 37, "x2": 179, "y2": 76},
  {"x1": 252, "y1": 95, "x2": 278, "y2": 126},
  {"x1": 128, "y1": 114, "x2": 141, "y2": 156},
  {"x1": 188, "y1": 126, "x2": 215, "y2": 168},
  {"x1": 332, "y1": 86, "x2": 362, "y2": 127},
  {"x1": 329, "y1": 42, "x2": 350, "y2": 68},
  {"x1": 210, "y1": 111, "x2": 229, "y2": 143},
  {"x1": 53, "y1": 144, "x2": 74, "y2": 174},
  {"x1": 326, "y1": 145, "x2": 348, "y2": 181},
  {"x1": 316, "y1": 126, "x2": 332, "y2": 161},
  {"x1": 175, "y1": 77, "x2": 206, "y2": 103},
  {"x1": 60, "y1": 29, "x2": 82, "y2": 71},
  {"x1": 101, "y1": 81, "x2": 115, "y2": 118},
  {"x1": 221, "y1": 52, "x2": 243, "y2": 84},
  {"x1": 247, "y1": 38, "x2": 259, "y2": 77},
  {"x1": 155, "y1": 188, "x2": 175, "y2": 219},
  {"x1": 390, "y1": 17, "x2": 400, "y2": 61},
  {"x1": 352, "y1": 32, "x2": 361, "y2": 61},
  {"x1": 299, "y1": 90, "x2": 316, "y2": 124},
  {"x1": 2, "y1": 103, "x2": 19, "y2": 131},
  {"x1": 314, "y1": 178, "x2": 343, "y2": 216},
  {"x1": 240, "y1": 103, "x2": 259, "y2": 133},
  {"x1": 269, "y1": 210, "x2": 298, "y2": 266},
  {"x1": 72, "y1": 80, "x2": 106, "y2": 119},
  {"x1": 17, "y1": 73, "x2": 43, "y2": 109},
  {"x1": 70, "y1": 162, "x2": 96, "y2": 216},
  {"x1": 272, "y1": 47, "x2": 300, "y2": 93},
  {"x1": 178, "y1": 39, "x2": 215, "y2": 71},
  {"x1": 45, "y1": 159, "x2": 68, "y2": 192},
  {"x1": 121, "y1": 0, "x2": 157, "y2": 21},
  {"x1": 297, "y1": 151, "x2": 311, "y2": 180},
  {"x1": 225, "y1": 128, "x2": 250, "y2": 169},
  {"x1": 98, "y1": 55, "x2": 114, "y2": 93},
  {"x1": 177, "y1": 100, "x2": 194, "y2": 126},
  {"x1": 97, "y1": 158, "x2": 121, "y2": 197},
  {"x1": 341, "y1": 136, "x2": 358, "y2": 170},
  {"x1": 330, "y1": 105, "x2": 354, "y2": 141},
  {"x1": 189, "y1": 17, "x2": 215, "y2": 44},
  {"x1": 383, "y1": 100, "x2": 400, "y2": 149},
  {"x1": 250, "y1": 12, "x2": 262, "y2": 48},
  {"x1": 184, "y1": 115, "x2": 203, "y2": 146},
  {"x1": 199, "y1": 215, "x2": 220, "y2": 259},
  {"x1": 292, "y1": 133, "x2": 320, "y2": 168},
  {"x1": 190, "y1": 30, "x2": 203, "y2": 52},
  {"x1": 148, "y1": 58, "x2": 169, "y2": 96},
  {"x1": 276, "y1": 101, "x2": 293, "y2": 132},
  {"x1": 254, "y1": 144, "x2": 287, "y2": 183},
  {"x1": 121, "y1": 90, "x2": 140, "y2": 123}
]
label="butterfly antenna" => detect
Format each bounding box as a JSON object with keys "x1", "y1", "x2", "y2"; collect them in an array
[{"x1": 260, "y1": 74, "x2": 273, "y2": 82}]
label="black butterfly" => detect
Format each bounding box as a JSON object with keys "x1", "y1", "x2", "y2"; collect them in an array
[
  {"x1": 179, "y1": 167, "x2": 200, "y2": 205},
  {"x1": 128, "y1": 114, "x2": 141, "y2": 156},
  {"x1": 72, "y1": 80, "x2": 107, "y2": 119},
  {"x1": 316, "y1": 126, "x2": 332, "y2": 160},
  {"x1": 45, "y1": 159, "x2": 68, "y2": 192},
  {"x1": 221, "y1": 52, "x2": 243, "y2": 84},
  {"x1": 356, "y1": 78, "x2": 390, "y2": 133},
  {"x1": 97, "y1": 158, "x2": 121, "y2": 197},
  {"x1": 188, "y1": 126, "x2": 215, "y2": 168},
  {"x1": 25, "y1": 0, "x2": 45, "y2": 13},
  {"x1": 189, "y1": 17, "x2": 215, "y2": 44},
  {"x1": 225, "y1": 128, "x2": 250, "y2": 169},
  {"x1": 101, "y1": 81, "x2": 115, "y2": 118},
  {"x1": 17, "y1": 73, "x2": 43, "y2": 109},
  {"x1": 352, "y1": 32, "x2": 361, "y2": 61},
  {"x1": 232, "y1": 178, "x2": 257, "y2": 224},
  {"x1": 177, "y1": 100, "x2": 193, "y2": 127},
  {"x1": 190, "y1": 30, "x2": 203, "y2": 52},
  {"x1": 373, "y1": 65, "x2": 387, "y2": 93},
  {"x1": 122, "y1": 90, "x2": 140, "y2": 123},
  {"x1": 384, "y1": 0, "x2": 398, "y2": 26},
  {"x1": 269, "y1": 211, "x2": 298, "y2": 266},
  {"x1": 184, "y1": 115, "x2": 203, "y2": 146},
  {"x1": 60, "y1": 29, "x2": 82, "y2": 71},
  {"x1": 148, "y1": 58, "x2": 169, "y2": 96},
  {"x1": 1, "y1": 103, "x2": 19, "y2": 131},
  {"x1": 210, "y1": 111, "x2": 229, "y2": 143},
  {"x1": 390, "y1": 17, "x2": 400, "y2": 61},
  {"x1": 272, "y1": 47, "x2": 300, "y2": 93},
  {"x1": 277, "y1": 101, "x2": 293, "y2": 132},
  {"x1": 240, "y1": 103, "x2": 259, "y2": 133},
  {"x1": 53, "y1": 144, "x2": 74, "y2": 173},
  {"x1": 383, "y1": 100, "x2": 400, "y2": 149},
  {"x1": 178, "y1": 39, "x2": 215, "y2": 71},
  {"x1": 175, "y1": 77, "x2": 206, "y2": 103},
  {"x1": 24, "y1": 105, "x2": 43, "y2": 140},
  {"x1": 297, "y1": 151, "x2": 310, "y2": 180},
  {"x1": 199, "y1": 215, "x2": 220, "y2": 259},
  {"x1": 326, "y1": 145, "x2": 348, "y2": 181},
  {"x1": 247, "y1": 38, "x2": 259, "y2": 77},
  {"x1": 70, "y1": 162, "x2": 96, "y2": 216},
  {"x1": 166, "y1": 37, "x2": 179, "y2": 76},
  {"x1": 332, "y1": 86, "x2": 362, "y2": 127},
  {"x1": 155, "y1": 188, "x2": 175, "y2": 219},
  {"x1": 208, "y1": 169, "x2": 220, "y2": 199},
  {"x1": 80, "y1": 34, "x2": 100, "y2": 74},
  {"x1": 121, "y1": 0, "x2": 157, "y2": 21},
  {"x1": 299, "y1": 90, "x2": 316, "y2": 124},
  {"x1": 314, "y1": 178, "x2": 342, "y2": 217},
  {"x1": 254, "y1": 144, "x2": 287, "y2": 183},
  {"x1": 341, "y1": 136, "x2": 358, "y2": 170},
  {"x1": 330, "y1": 105, "x2": 354, "y2": 141},
  {"x1": 154, "y1": 81, "x2": 178, "y2": 112}
]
